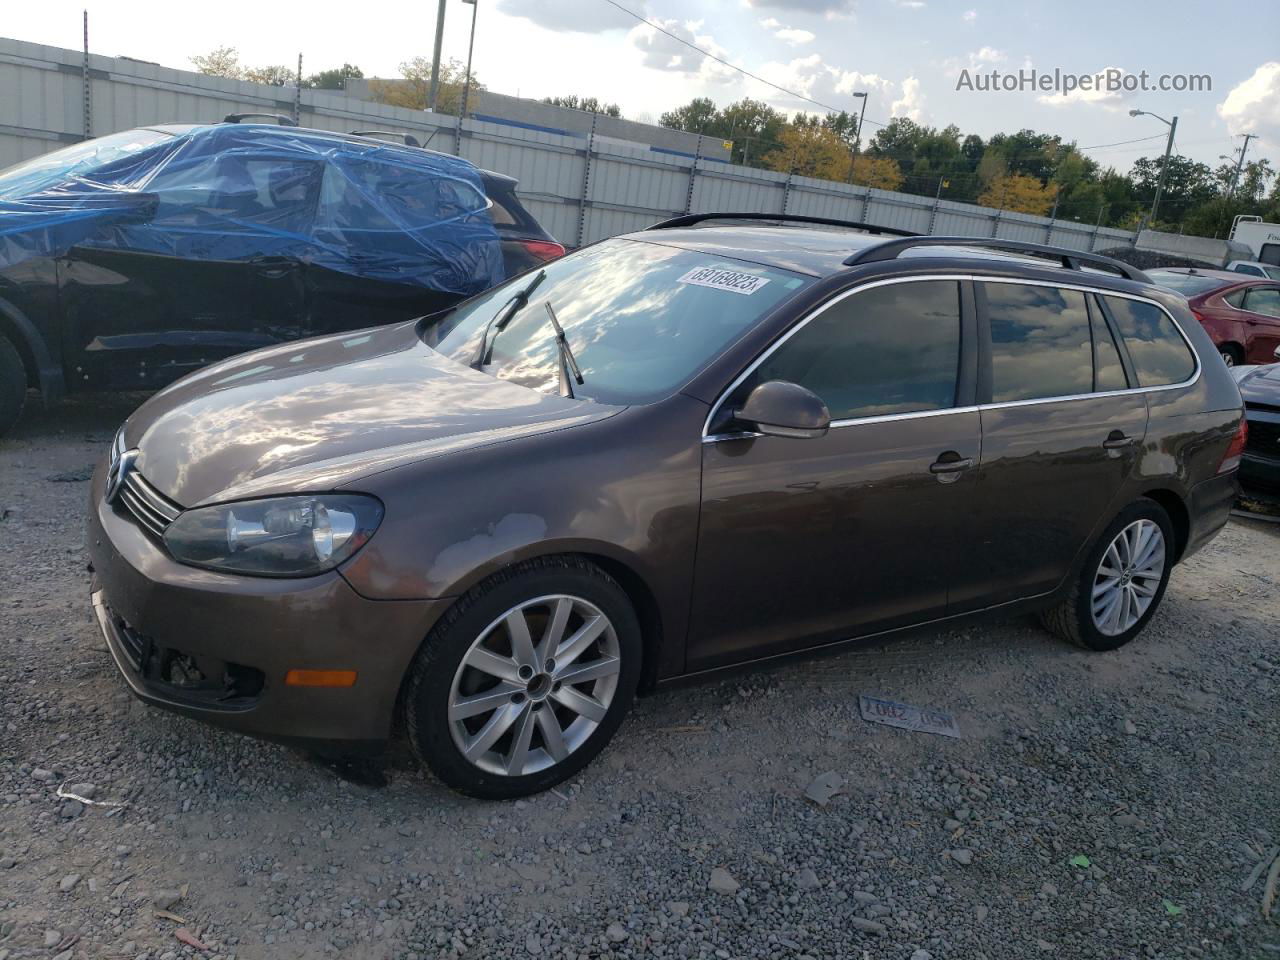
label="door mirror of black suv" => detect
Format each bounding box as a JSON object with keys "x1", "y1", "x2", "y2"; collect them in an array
[{"x1": 734, "y1": 380, "x2": 831, "y2": 439}]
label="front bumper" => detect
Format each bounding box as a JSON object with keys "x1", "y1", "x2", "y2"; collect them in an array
[{"x1": 87, "y1": 459, "x2": 450, "y2": 752}]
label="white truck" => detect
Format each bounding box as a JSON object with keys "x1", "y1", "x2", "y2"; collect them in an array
[{"x1": 1230, "y1": 216, "x2": 1280, "y2": 266}]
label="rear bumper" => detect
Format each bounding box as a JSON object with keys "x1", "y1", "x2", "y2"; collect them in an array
[
  {"x1": 87, "y1": 459, "x2": 450, "y2": 750},
  {"x1": 1182, "y1": 471, "x2": 1240, "y2": 560}
]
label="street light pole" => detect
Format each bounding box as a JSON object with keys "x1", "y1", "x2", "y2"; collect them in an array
[
  {"x1": 847, "y1": 91, "x2": 867, "y2": 184},
  {"x1": 1129, "y1": 108, "x2": 1177, "y2": 225},
  {"x1": 427, "y1": 0, "x2": 447, "y2": 112},
  {"x1": 460, "y1": 0, "x2": 478, "y2": 120}
]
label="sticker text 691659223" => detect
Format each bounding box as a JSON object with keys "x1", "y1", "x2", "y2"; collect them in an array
[{"x1": 677, "y1": 266, "x2": 772, "y2": 295}]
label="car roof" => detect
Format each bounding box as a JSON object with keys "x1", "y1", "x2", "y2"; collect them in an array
[
  {"x1": 1148, "y1": 266, "x2": 1244, "y2": 281},
  {"x1": 629, "y1": 223, "x2": 1150, "y2": 291},
  {"x1": 138, "y1": 121, "x2": 511, "y2": 184}
]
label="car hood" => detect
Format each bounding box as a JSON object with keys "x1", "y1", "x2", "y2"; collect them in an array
[
  {"x1": 126, "y1": 321, "x2": 620, "y2": 506},
  {"x1": 1235, "y1": 363, "x2": 1280, "y2": 408}
]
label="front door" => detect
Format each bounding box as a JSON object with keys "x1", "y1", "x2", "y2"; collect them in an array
[
  {"x1": 687, "y1": 278, "x2": 980, "y2": 672},
  {"x1": 59, "y1": 153, "x2": 320, "y2": 389}
]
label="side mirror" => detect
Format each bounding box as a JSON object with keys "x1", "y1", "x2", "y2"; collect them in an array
[{"x1": 734, "y1": 380, "x2": 830, "y2": 439}]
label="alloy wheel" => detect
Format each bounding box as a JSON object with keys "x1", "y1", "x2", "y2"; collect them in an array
[
  {"x1": 1091, "y1": 519, "x2": 1166, "y2": 636},
  {"x1": 1220, "y1": 350, "x2": 1235, "y2": 367},
  {"x1": 447, "y1": 594, "x2": 621, "y2": 776}
]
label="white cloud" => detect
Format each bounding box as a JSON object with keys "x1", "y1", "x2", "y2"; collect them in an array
[
  {"x1": 972, "y1": 46, "x2": 1005, "y2": 64},
  {"x1": 1218, "y1": 62, "x2": 1280, "y2": 146},
  {"x1": 891, "y1": 76, "x2": 924, "y2": 120},
  {"x1": 745, "y1": 0, "x2": 855, "y2": 12},
  {"x1": 962, "y1": 9, "x2": 977, "y2": 21},
  {"x1": 894, "y1": 0, "x2": 926, "y2": 7},
  {"x1": 758, "y1": 16, "x2": 816, "y2": 44},
  {"x1": 628, "y1": 20, "x2": 738, "y2": 84},
  {"x1": 1036, "y1": 65, "x2": 1141, "y2": 110},
  {"x1": 495, "y1": 0, "x2": 637, "y2": 33}
]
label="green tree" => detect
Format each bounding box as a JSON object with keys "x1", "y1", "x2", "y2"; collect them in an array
[
  {"x1": 190, "y1": 46, "x2": 242, "y2": 79},
  {"x1": 659, "y1": 97, "x2": 719, "y2": 134},
  {"x1": 308, "y1": 64, "x2": 364, "y2": 91},
  {"x1": 542, "y1": 95, "x2": 622, "y2": 117}
]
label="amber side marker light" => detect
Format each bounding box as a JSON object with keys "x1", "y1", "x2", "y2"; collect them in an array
[{"x1": 285, "y1": 669, "x2": 358, "y2": 688}]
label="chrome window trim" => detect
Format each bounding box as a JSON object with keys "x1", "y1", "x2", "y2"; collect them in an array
[{"x1": 701, "y1": 273, "x2": 1201, "y2": 442}]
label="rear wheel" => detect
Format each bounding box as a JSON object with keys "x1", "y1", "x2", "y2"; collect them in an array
[
  {"x1": 1040, "y1": 498, "x2": 1174, "y2": 651},
  {"x1": 404, "y1": 557, "x2": 641, "y2": 799},
  {"x1": 0, "y1": 334, "x2": 27, "y2": 436},
  {"x1": 1219, "y1": 344, "x2": 1243, "y2": 367}
]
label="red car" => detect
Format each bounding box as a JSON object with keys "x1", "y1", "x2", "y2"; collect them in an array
[{"x1": 1148, "y1": 268, "x2": 1280, "y2": 367}]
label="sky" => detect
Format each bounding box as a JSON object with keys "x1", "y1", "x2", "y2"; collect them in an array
[{"x1": 6, "y1": 0, "x2": 1278, "y2": 177}]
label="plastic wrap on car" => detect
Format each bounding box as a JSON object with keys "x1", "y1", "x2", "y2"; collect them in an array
[{"x1": 0, "y1": 125, "x2": 504, "y2": 295}]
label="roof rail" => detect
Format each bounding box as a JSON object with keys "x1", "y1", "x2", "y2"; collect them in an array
[
  {"x1": 223, "y1": 113, "x2": 298, "y2": 127},
  {"x1": 350, "y1": 129, "x2": 422, "y2": 148},
  {"x1": 647, "y1": 212, "x2": 917, "y2": 237},
  {"x1": 844, "y1": 236, "x2": 1148, "y2": 282}
]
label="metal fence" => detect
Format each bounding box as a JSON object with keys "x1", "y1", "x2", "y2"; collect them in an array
[{"x1": 1, "y1": 36, "x2": 1140, "y2": 253}]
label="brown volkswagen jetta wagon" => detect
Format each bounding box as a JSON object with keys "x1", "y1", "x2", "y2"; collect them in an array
[{"x1": 88, "y1": 215, "x2": 1246, "y2": 798}]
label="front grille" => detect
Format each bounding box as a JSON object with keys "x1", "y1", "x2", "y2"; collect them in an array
[
  {"x1": 117, "y1": 470, "x2": 182, "y2": 538},
  {"x1": 1246, "y1": 416, "x2": 1280, "y2": 461}
]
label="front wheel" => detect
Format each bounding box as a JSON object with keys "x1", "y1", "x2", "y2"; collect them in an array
[
  {"x1": 404, "y1": 557, "x2": 641, "y2": 799},
  {"x1": 1040, "y1": 498, "x2": 1175, "y2": 651},
  {"x1": 1220, "y1": 344, "x2": 1242, "y2": 367}
]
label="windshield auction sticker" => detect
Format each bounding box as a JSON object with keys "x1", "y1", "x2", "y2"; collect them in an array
[{"x1": 678, "y1": 266, "x2": 771, "y2": 295}]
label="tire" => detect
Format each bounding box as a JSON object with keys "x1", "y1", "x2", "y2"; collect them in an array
[
  {"x1": 0, "y1": 334, "x2": 27, "y2": 437},
  {"x1": 1040, "y1": 498, "x2": 1175, "y2": 652},
  {"x1": 404, "y1": 556, "x2": 641, "y2": 799},
  {"x1": 1219, "y1": 344, "x2": 1243, "y2": 367}
]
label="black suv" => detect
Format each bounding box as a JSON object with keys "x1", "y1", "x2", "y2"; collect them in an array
[{"x1": 0, "y1": 120, "x2": 562, "y2": 433}]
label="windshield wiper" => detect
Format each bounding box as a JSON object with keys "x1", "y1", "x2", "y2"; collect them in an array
[
  {"x1": 542, "y1": 302, "x2": 585, "y2": 399},
  {"x1": 469, "y1": 269, "x2": 546, "y2": 370}
]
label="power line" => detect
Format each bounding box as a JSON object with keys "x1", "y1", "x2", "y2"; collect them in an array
[
  {"x1": 597, "y1": 0, "x2": 885, "y2": 125},
  {"x1": 1078, "y1": 133, "x2": 1165, "y2": 150}
]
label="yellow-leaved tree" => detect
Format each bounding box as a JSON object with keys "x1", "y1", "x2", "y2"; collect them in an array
[
  {"x1": 841, "y1": 154, "x2": 906, "y2": 191},
  {"x1": 977, "y1": 174, "x2": 1055, "y2": 216},
  {"x1": 369, "y1": 58, "x2": 485, "y2": 116},
  {"x1": 762, "y1": 125, "x2": 849, "y2": 180}
]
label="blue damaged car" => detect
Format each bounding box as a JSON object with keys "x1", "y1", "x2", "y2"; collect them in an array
[{"x1": 0, "y1": 119, "x2": 562, "y2": 433}]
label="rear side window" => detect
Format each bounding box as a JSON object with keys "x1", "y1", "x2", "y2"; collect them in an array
[
  {"x1": 1243, "y1": 287, "x2": 1280, "y2": 318},
  {"x1": 985, "y1": 283, "x2": 1092, "y2": 402},
  {"x1": 752, "y1": 280, "x2": 961, "y2": 420},
  {"x1": 1091, "y1": 299, "x2": 1129, "y2": 392},
  {"x1": 487, "y1": 191, "x2": 522, "y2": 227},
  {"x1": 1103, "y1": 296, "x2": 1196, "y2": 386}
]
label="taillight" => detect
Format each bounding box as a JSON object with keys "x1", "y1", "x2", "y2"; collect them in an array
[
  {"x1": 521, "y1": 240, "x2": 566, "y2": 263},
  {"x1": 1219, "y1": 417, "x2": 1248, "y2": 473}
]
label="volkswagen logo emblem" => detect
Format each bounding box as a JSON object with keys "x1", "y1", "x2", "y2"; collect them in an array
[{"x1": 105, "y1": 448, "x2": 139, "y2": 505}]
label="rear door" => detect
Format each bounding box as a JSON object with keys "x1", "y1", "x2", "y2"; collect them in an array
[
  {"x1": 1237, "y1": 285, "x2": 1280, "y2": 364},
  {"x1": 949, "y1": 281, "x2": 1149, "y2": 612},
  {"x1": 687, "y1": 278, "x2": 982, "y2": 671}
]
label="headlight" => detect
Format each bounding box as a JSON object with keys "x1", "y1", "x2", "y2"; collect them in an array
[{"x1": 163, "y1": 494, "x2": 383, "y2": 577}]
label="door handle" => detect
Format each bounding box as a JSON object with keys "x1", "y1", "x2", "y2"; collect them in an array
[
  {"x1": 250, "y1": 256, "x2": 296, "y2": 279},
  {"x1": 1103, "y1": 431, "x2": 1134, "y2": 450},
  {"x1": 929, "y1": 453, "x2": 973, "y2": 474}
]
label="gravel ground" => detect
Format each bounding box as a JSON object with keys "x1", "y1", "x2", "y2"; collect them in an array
[{"x1": 1, "y1": 394, "x2": 1278, "y2": 960}]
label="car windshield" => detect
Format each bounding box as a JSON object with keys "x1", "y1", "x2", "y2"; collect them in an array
[
  {"x1": 0, "y1": 128, "x2": 174, "y2": 199},
  {"x1": 1146, "y1": 270, "x2": 1233, "y2": 296},
  {"x1": 423, "y1": 237, "x2": 813, "y2": 404}
]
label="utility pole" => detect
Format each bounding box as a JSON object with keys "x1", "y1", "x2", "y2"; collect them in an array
[
  {"x1": 427, "y1": 0, "x2": 447, "y2": 112},
  {"x1": 1227, "y1": 133, "x2": 1257, "y2": 198},
  {"x1": 1149, "y1": 115, "x2": 1177, "y2": 224},
  {"x1": 459, "y1": 0, "x2": 478, "y2": 120}
]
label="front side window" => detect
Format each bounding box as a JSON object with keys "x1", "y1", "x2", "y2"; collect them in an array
[
  {"x1": 426, "y1": 238, "x2": 812, "y2": 404},
  {"x1": 150, "y1": 155, "x2": 321, "y2": 233},
  {"x1": 1103, "y1": 296, "x2": 1196, "y2": 387},
  {"x1": 749, "y1": 280, "x2": 961, "y2": 421},
  {"x1": 986, "y1": 283, "x2": 1092, "y2": 402}
]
